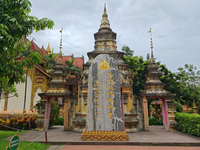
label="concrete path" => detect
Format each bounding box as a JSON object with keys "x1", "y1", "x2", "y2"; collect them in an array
[
  {"x1": 60, "y1": 145, "x2": 200, "y2": 150},
  {"x1": 13, "y1": 125, "x2": 200, "y2": 146}
]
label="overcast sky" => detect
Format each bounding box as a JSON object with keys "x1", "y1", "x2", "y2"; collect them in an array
[{"x1": 29, "y1": 0, "x2": 200, "y2": 72}]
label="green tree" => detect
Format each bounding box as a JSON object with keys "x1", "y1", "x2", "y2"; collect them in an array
[
  {"x1": 177, "y1": 64, "x2": 200, "y2": 107},
  {"x1": 0, "y1": 0, "x2": 54, "y2": 97},
  {"x1": 122, "y1": 46, "x2": 150, "y2": 95},
  {"x1": 159, "y1": 64, "x2": 184, "y2": 103},
  {"x1": 43, "y1": 49, "x2": 59, "y2": 72},
  {"x1": 64, "y1": 58, "x2": 81, "y2": 79},
  {"x1": 121, "y1": 45, "x2": 134, "y2": 57},
  {"x1": 16, "y1": 40, "x2": 42, "y2": 111}
]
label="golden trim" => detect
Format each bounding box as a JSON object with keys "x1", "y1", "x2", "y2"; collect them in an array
[{"x1": 81, "y1": 131, "x2": 129, "y2": 141}]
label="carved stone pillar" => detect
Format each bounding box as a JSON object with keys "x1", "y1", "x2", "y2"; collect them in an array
[
  {"x1": 162, "y1": 98, "x2": 169, "y2": 131},
  {"x1": 64, "y1": 96, "x2": 69, "y2": 130},
  {"x1": 143, "y1": 96, "x2": 149, "y2": 131},
  {"x1": 166, "y1": 98, "x2": 177, "y2": 131},
  {"x1": 35, "y1": 94, "x2": 46, "y2": 130}
]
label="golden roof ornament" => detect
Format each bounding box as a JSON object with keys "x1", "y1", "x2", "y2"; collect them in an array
[
  {"x1": 46, "y1": 42, "x2": 51, "y2": 55},
  {"x1": 100, "y1": 3, "x2": 110, "y2": 29}
]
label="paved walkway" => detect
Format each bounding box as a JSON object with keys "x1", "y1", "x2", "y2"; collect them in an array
[
  {"x1": 60, "y1": 145, "x2": 200, "y2": 150},
  {"x1": 13, "y1": 125, "x2": 200, "y2": 146},
  {"x1": 5, "y1": 126, "x2": 199, "y2": 149}
]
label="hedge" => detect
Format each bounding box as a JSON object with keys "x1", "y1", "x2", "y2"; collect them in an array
[
  {"x1": 149, "y1": 117, "x2": 163, "y2": 125},
  {"x1": 175, "y1": 113, "x2": 200, "y2": 137}
]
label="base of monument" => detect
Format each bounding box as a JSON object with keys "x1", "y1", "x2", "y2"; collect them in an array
[{"x1": 81, "y1": 131, "x2": 129, "y2": 141}]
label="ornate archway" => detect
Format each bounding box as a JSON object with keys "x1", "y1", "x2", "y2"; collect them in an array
[{"x1": 141, "y1": 38, "x2": 175, "y2": 131}]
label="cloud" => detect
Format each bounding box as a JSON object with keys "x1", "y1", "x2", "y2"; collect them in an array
[{"x1": 29, "y1": 0, "x2": 200, "y2": 72}]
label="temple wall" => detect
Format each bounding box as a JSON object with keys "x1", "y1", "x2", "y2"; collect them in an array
[
  {"x1": 1, "y1": 75, "x2": 32, "y2": 111},
  {"x1": 0, "y1": 67, "x2": 48, "y2": 112}
]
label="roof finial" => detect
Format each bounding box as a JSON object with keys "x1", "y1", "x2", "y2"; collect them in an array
[
  {"x1": 59, "y1": 28, "x2": 63, "y2": 58},
  {"x1": 104, "y1": 3, "x2": 106, "y2": 14},
  {"x1": 46, "y1": 42, "x2": 51, "y2": 55},
  {"x1": 147, "y1": 28, "x2": 155, "y2": 63},
  {"x1": 100, "y1": 3, "x2": 110, "y2": 29}
]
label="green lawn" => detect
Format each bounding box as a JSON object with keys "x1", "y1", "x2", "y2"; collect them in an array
[{"x1": 0, "y1": 131, "x2": 50, "y2": 150}]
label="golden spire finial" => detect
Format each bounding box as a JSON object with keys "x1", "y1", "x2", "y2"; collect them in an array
[
  {"x1": 100, "y1": 3, "x2": 110, "y2": 28},
  {"x1": 147, "y1": 28, "x2": 155, "y2": 63},
  {"x1": 104, "y1": 3, "x2": 106, "y2": 15},
  {"x1": 46, "y1": 42, "x2": 51, "y2": 55},
  {"x1": 59, "y1": 28, "x2": 63, "y2": 58}
]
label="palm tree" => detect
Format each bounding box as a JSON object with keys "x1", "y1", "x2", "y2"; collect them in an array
[
  {"x1": 43, "y1": 49, "x2": 59, "y2": 72},
  {"x1": 16, "y1": 40, "x2": 42, "y2": 112},
  {"x1": 64, "y1": 58, "x2": 81, "y2": 79}
]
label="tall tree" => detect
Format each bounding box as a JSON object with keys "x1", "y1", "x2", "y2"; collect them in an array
[
  {"x1": 177, "y1": 64, "x2": 200, "y2": 107},
  {"x1": 16, "y1": 40, "x2": 42, "y2": 111},
  {"x1": 122, "y1": 46, "x2": 150, "y2": 95},
  {"x1": 43, "y1": 49, "x2": 59, "y2": 72},
  {"x1": 64, "y1": 58, "x2": 81, "y2": 79},
  {"x1": 121, "y1": 45, "x2": 134, "y2": 57},
  {"x1": 0, "y1": 0, "x2": 54, "y2": 97}
]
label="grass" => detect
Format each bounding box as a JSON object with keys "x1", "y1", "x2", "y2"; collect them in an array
[{"x1": 0, "y1": 131, "x2": 51, "y2": 150}]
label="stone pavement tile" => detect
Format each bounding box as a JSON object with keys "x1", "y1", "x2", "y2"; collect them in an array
[
  {"x1": 46, "y1": 145, "x2": 60, "y2": 150},
  {"x1": 61, "y1": 146, "x2": 200, "y2": 150},
  {"x1": 12, "y1": 126, "x2": 200, "y2": 145}
]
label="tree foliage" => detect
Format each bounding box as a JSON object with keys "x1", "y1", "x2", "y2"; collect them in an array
[
  {"x1": 43, "y1": 49, "x2": 59, "y2": 71},
  {"x1": 122, "y1": 45, "x2": 200, "y2": 113},
  {"x1": 122, "y1": 45, "x2": 134, "y2": 57},
  {"x1": 0, "y1": 0, "x2": 54, "y2": 96},
  {"x1": 64, "y1": 58, "x2": 81, "y2": 79},
  {"x1": 122, "y1": 45, "x2": 150, "y2": 95}
]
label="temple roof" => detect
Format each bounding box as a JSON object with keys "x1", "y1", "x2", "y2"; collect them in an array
[
  {"x1": 54, "y1": 54, "x2": 84, "y2": 69},
  {"x1": 23, "y1": 37, "x2": 84, "y2": 70}
]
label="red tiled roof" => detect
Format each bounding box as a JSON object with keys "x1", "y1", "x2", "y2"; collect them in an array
[
  {"x1": 23, "y1": 37, "x2": 84, "y2": 69},
  {"x1": 74, "y1": 57, "x2": 84, "y2": 69},
  {"x1": 22, "y1": 37, "x2": 48, "y2": 56},
  {"x1": 54, "y1": 55, "x2": 84, "y2": 69}
]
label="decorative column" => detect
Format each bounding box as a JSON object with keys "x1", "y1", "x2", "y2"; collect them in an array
[
  {"x1": 161, "y1": 98, "x2": 169, "y2": 131},
  {"x1": 143, "y1": 96, "x2": 149, "y2": 131},
  {"x1": 35, "y1": 94, "x2": 46, "y2": 130},
  {"x1": 64, "y1": 96, "x2": 69, "y2": 130},
  {"x1": 43, "y1": 97, "x2": 51, "y2": 131}
]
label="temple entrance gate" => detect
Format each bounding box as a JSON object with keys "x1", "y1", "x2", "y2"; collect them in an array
[{"x1": 141, "y1": 36, "x2": 175, "y2": 131}]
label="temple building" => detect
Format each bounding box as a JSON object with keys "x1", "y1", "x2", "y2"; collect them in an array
[
  {"x1": 0, "y1": 4, "x2": 179, "y2": 132},
  {"x1": 0, "y1": 38, "x2": 84, "y2": 119}
]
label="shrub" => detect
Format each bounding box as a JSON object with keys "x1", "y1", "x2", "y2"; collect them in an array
[
  {"x1": 0, "y1": 117, "x2": 36, "y2": 131},
  {"x1": 49, "y1": 101, "x2": 60, "y2": 127},
  {"x1": 173, "y1": 101, "x2": 183, "y2": 112},
  {"x1": 175, "y1": 113, "x2": 200, "y2": 137},
  {"x1": 149, "y1": 116, "x2": 163, "y2": 125},
  {"x1": 54, "y1": 117, "x2": 64, "y2": 125}
]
